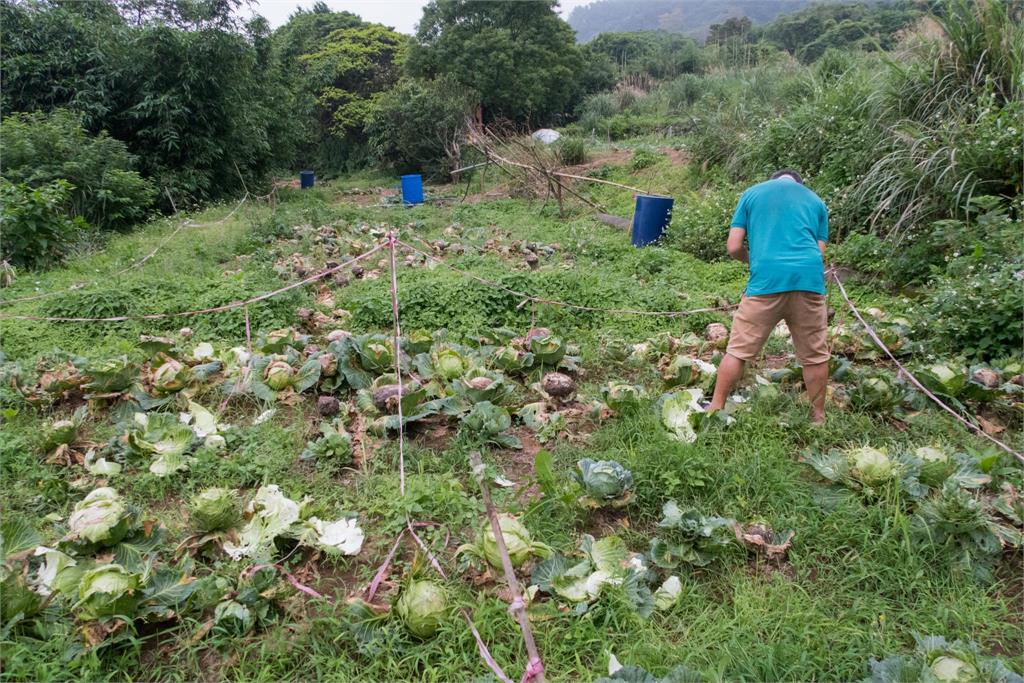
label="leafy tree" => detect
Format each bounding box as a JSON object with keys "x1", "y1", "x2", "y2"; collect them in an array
[
  {"x1": 406, "y1": 0, "x2": 593, "y2": 124},
  {"x1": 298, "y1": 23, "x2": 407, "y2": 170},
  {"x1": 1, "y1": 0, "x2": 291, "y2": 206},
  {"x1": 589, "y1": 31, "x2": 702, "y2": 78},
  {"x1": 365, "y1": 76, "x2": 478, "y2": 178},
  {"x1": 272, "y1": 2, "x2": 364, "y2": 67}
]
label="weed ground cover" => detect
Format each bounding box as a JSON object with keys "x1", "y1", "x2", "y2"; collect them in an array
[{"x1": 0, "y1": 163, "x2": 1020, "y2": 682}]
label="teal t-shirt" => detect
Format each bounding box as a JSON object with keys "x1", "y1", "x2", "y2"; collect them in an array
[{"x1": 730, "y1": 177, "x2": 828, "y2": 296}]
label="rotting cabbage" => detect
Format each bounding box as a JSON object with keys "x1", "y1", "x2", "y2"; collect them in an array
[
  {"x1": 457, "y1": 514, "x2": 552, "y2": 569},
  {"x1": 660, "y1": 389, "x2": 705, "y2": 443},
  {"x1": 190, "y1": 488, "x2": 241, "y2": 533},
  {"x1": 303, "y1": 516, "x2": 364, "y2": 556},
  {"x1": 395, "y1": 580, "x2": 448, "y2": 638},
  {"x1": 126, "y1": 412, "x2": 194, "y2": 476},
  {"x1": 223, "y1": 485, "x2": 302, "y2": 562},
  {"x1": 265, "y1": 358, "x2": 295, "y2": 391},
  {"x1": 661, "y1": 355, "x2": 716, "y2": 389},
  {"x1": 575, "y1": 459, "x2": 634, "y2": 508},
  {"x1": 67, "y1": 487, "x2": 135, "y2": 546},
  {"x1": 75, "y1": 563, "x2": 142, "y2": 621},
  {"x1": 153, "y1": 359, "x2": 191, "y2": 394}
]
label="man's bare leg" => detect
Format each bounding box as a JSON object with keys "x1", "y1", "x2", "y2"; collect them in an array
[
  {"x1": 802, "y1": 361, "x2": 828, "y2": 423},
  {"x1": 709, "y1": 353, "x2": 746, "y2": 411}
]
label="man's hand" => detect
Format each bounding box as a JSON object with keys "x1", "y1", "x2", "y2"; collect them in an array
[{"x1": 727, "y1": 228, "x2": 749, "y2": 264}]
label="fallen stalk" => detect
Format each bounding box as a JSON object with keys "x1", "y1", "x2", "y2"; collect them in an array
[{"x1": 469, "y1": 450, "x2": 546, "y2": 683}]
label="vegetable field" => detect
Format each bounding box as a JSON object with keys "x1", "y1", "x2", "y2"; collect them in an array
[{"x1": 1, "y1": 165, "x2": 1022, "y2": 683}]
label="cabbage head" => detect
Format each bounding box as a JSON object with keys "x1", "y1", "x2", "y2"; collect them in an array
[
  {"x1": 576, "y1": 459, "x2": 633, "y2": 507},
  {"x1": 190, "y1": 488, "x2": 241, "y2": 532},
  {"x1": 431, "y1": 346, "x2": 468, "y2": 380},
  {"x1": 44, "y1": 418, "x2": 78, "y2": 451},
  {"x1": 601, "y1": 382, "x2": 646, "y2": 414},
  {"x1": 457, "y1": 514, "x2": 552, "y2": 569},
  {"x1": 264, "y1": 359, "x2": 294, "y2": 391},
  {"x1": 462, "y1": 401, "x2": 511, "y2": 436},
  {"x1": 847, "y1": 446, "x2": 895, "y2": 487},
  {"x1": 529, "y1": 333, "x2": 566, "y2": 366},
  {"x1": 929, "y1": 656, "x2": 979, "y2": 682},
  {"x1": 915, "y1": 446, "x2": 953, "y2": 488},
  {"x1": 153, "y1": 359, "x2": 191, "y2": 393},
  {"x1": 919, "y1": 363, "x2": 967, "y2": 398},
  {"x1": 76, "y1": 563, "x2": 141, "y2": 621},
  {"x1": 395, "y1": 580, "x2": 448, "y2": 638},
  {"x1": 68, "y1": 487, "x2": 135, "y2": 546}
]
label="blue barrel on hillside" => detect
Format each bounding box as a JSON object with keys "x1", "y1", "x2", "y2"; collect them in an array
[
  {"x1": 631, "y1": 194, "x2": 674, "y2": 247},
  {"x1": 300, "y1": 170, "x2": 315, "y2": 189},
  {"x1": 401, "y1": 174, "x2": 424, "y2": 205}
]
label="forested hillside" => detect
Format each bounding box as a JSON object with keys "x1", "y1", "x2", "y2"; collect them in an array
[{"x1": 569, "y1": 0, "x2": 822, "y2": 41}]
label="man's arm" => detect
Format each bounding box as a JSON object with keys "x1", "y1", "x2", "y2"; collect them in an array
[
  {"x1": 818, "y1": 240, "x2": 826, "y2": 259},
  {"x1": 727, "y1": 227, "x2": 748, "y2": 264}
]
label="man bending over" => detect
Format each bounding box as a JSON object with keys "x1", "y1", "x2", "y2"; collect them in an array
[{"x1": 708, "y1": 169, "x2": 830, "y2": 424}]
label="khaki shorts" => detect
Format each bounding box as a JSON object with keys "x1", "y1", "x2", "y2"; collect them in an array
[{"x1": 726, "y1": 291, "x2": 830, "y2": 366}]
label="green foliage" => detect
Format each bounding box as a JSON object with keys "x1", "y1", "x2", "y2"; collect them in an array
[
  {"x1": 589, "y1": 31, "x2": 703, "y2": 79},
  {"x1": 1, "y1": 1, "x2": 289, "y2": 206},
  {"x1": 557, "y1": 136, "x2": 589, "y2": 166},
  {"x1": 407, "y1": 0, "x2": 595, "y2": 124},
  {"x1": 0, "y1": 179, "x2": 86, "y2": 269},
  {"x1": 630, "y1": 147, "x2": 662, "y2": 170},
  {"x1": 667, "y1": 187, "x2": 738, "y2": 261},
  {"x1": 365, "y1": 76, "x2": 477, "y2": 178},
  {"x1": 0, "y1": 110, "x2": 155, "y2": 230}
]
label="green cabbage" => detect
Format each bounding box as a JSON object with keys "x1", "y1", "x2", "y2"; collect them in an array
[
  {"x1": 264, "y1": 359, "x2": 294, "y2": 391},
  {"x1": 75, "y1": 563, "x2": 141, "y2": 621},
  {"x1": 929, "y1": 656, "x2": 979, "y2": 682},
  {"x1": 847, "y1": 446, "x2": 895, "y2": 486},
  {"x1": 190, "y1": 488, "x2": 241, "y2": 532},
  {"x1": 457, "y1": 514, "x2": 552, "y2": 569},
  {"x1": 576, "y1": 459, "x2": 634, "y2": 507},
  {"x1": 915, "y1": 446, "x2": 953, "y2": 488},
  {"x1": 395, "y1": 580, "x2": 448, "y2": 638},
  {"x1": 67, "y1": 487, "x2": 135, "y2": 546}
]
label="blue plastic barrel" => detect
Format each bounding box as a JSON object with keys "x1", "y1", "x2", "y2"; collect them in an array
[
  {"x1": 299, "y1": 170, "x2": 315, "y2": 189},
  {"x1": 631, "y1": 194, "x2": 674, "y2": 247},
  {"x1": 401, "y1": 174, "x2": 424, "y2": 205}
]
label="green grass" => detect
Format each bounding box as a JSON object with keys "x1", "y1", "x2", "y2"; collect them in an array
[{"x1": 0, "y1": 168, "x2": 1020, "y2": 682}]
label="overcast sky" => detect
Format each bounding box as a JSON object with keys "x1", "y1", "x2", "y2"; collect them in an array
[{"x1": 246, "y1": 0, "x2": 595, "y2": 34}]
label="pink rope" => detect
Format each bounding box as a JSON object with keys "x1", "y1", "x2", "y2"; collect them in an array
[
  {"x1": 461, "y1": 608, "x2": 514, "y2": 683},
  {"x1": 240, "y1": 563, "x2": 325, "y2": 599},
  {"x1": 387, "y1": 232, "x2": 407, "y2": 496},
  {"x1": 406, "y1": 515, "x2": 447, "y2": 579},
  {"x1": 832, "y1": 273, "x2": 1023, "y2": 463},
  {"x1": 396, "y1": 238, "x2": 735, "y2": 318},
  {"x1": 521, "y1": 657, "x2": 545, "y2": 683},
  {"x1": 1, "y1": 242, "x2": 385, "y2": 323},
  {"x1": 366, "y1": 530, "x2": 405, "y2": 603}
]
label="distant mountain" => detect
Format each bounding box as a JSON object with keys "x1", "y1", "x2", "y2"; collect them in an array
[{"x1": 568, "y1": 0, "x2": 829, "y2": 42}]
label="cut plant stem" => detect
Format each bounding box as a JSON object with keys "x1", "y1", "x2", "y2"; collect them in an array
[{"x1": 468, "y1": 450, "x2": 546, "y2": 683}]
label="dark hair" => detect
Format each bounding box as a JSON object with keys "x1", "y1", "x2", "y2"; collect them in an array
[{"x1": 770, "y1": 169, "x2": 803, "y2": 184}]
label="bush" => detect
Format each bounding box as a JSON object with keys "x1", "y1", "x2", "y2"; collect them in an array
[
  {"x1": 667, "y1": 188, "x2": 739, "y2": 262},
  {"x1": 0, "y1": 179, "x2": 87, "y2": 269},
  {"x1": 365, "y1": 77, "x2": 477, "y2": 179},
  {"x1": 921, "y1": 257, "x2": 1023, "y2": 361},
  {"x1": 0, "y1": 110, "x2": 155, "y2": 231},
  {"x1": 631, "y1": 147, "x2": 662, "y2": 170},
  {"x1": 556, "y1": 137, "x2": 588, "y2": 166}
]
